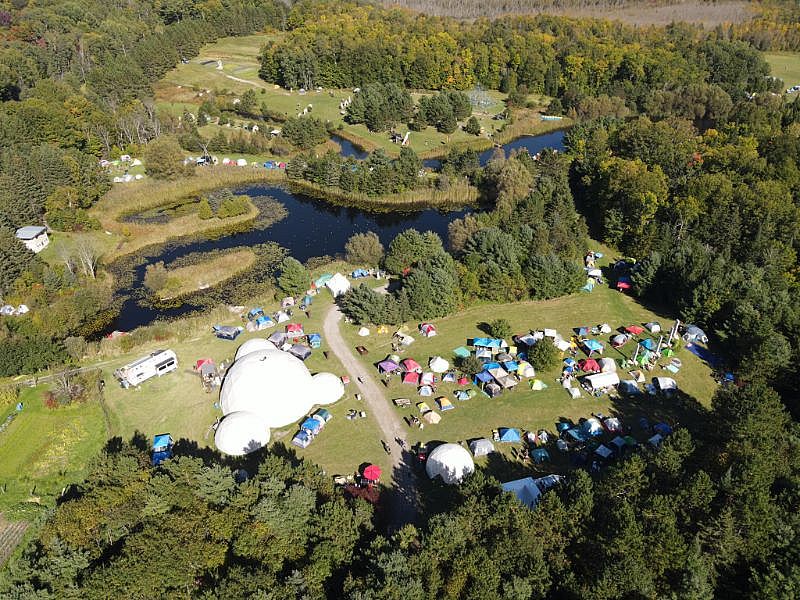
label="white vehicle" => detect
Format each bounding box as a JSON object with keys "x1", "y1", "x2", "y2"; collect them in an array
[{"x1": 114, "y1": 350, "x2": 178, "y2": 388}]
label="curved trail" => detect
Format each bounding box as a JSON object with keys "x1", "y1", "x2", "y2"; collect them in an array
[{"x1": 323, "y1": 304, "x2": 418, "y2": 530}]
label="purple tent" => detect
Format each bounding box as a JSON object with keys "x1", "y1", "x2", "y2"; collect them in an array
[{"x1": 378, "y1": 360, "x2": 400, "y2": 373}]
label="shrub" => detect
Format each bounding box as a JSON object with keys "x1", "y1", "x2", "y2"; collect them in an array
[
  {"x1": 459, "y1": 354, "x2": 483, "y2": 375},
  {"x1": 527, "y1": 340, "x2": 559, "y2": 371},
  {"x1": 345, "y1": 231, "x2": 384, "y2": 266},
  {"x1": 464, "y1": 116, "x2": 481, "y2": 136},
  {"x1": 487, "y1": 318, "x2": 511, "y2": 340}
]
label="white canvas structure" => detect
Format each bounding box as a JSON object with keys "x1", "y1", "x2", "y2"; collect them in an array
[
  {"x1": 469, "y1": 438, "x2": 495, "y2": 457},
  {"x1": 219, "y1": 347, "x2": 343, "y2": 430},
  {"x1": 584, "y1": 372, "x2": 620, "y2": 391},
  {"x1": 15, "y1": 226, "x2": 49, "y2": 253},
  {"x1": 653, "y1": 377, "x2": 678, "y2": 392},
  {"x1": 236, "y1": 158, "x2": 248, "y2": 166},
  {"x1": 235, "y1": 338, "x2": 276, "y2": 361},
  {"x1": 214, "y1": 411, "x2": 270, "y2": 456},
  {"x1": 587, "y1": 268, "x2": 602, "y2": 278},
  {"x1": 543, "y1": 328, "x2": 558, "y2": 338},
  {"x1": 501, "y1": 477, "x2": 542, "y2": 508},
  {"x1": 429, "y1": 356, "x2": 449, "y2": 373},
  {"x1": 326, "y1": 272, "x2": 351, "y2": 297},
  {"x1": 598, "y1": 358, "x2": 617, "y2": 373},
  {"x1": 598, "y1": 323, "x2": 612, "y2": 334},
  {"x1": 426, "y1": 443, "x2": 474, "y2": 484},
  {"x1": 645, "y1": 322, "x2": 661, "y2": 333},
  {"x1": 311, "y1": 372, "x2": 345, "y2": 404},
  {"x1": 275, "y1": 311, "x2": 290, "y2": 323},
  {"x1": 517, "y1": 362, "x2": 535, "y2": 378},
  {"x1": 357, "y1": 327, "x2": 370, "y2": 337},
  {"x1": 554, "y1": 338, "x2": 572, "y2": 352}
]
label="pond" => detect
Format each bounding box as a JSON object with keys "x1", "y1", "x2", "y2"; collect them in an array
[{"x1": 108, "y1": 130, "x2": 566, "y2": 333}]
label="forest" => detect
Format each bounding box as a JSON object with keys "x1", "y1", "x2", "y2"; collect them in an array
[{"x1": 0, "y1": 0, "x2": 799, "y2": 597}]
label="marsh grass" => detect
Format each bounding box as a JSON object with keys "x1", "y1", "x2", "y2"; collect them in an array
[{"x1": 156, "y1": 248, "x2": 257, "y2": 299}]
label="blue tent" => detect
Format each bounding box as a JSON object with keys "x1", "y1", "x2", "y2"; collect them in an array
[
  {"x1": 654, "y1": 422, "x2": 673, "y2": 436},
  {"x1": 453, "y1": 346, "x2": 471, "y2": 358},
  {"x1": 256, "y1": 315, "x2": 274, "y2": 328},
  {"x1": 564, "y1": 357, "x2": 577, "y2": 366},
  {"x1": 351, "y1": 269, "x2": 370, "y2": 278},
  {"x1": 498, "y1": 427, "x2": 521, "y2": 443},
  {"x1": 152, "y1": 433, "x2": 173, "y2": 466},
  {"x1": 503, "y1": 360, "x2": 519, "y2": 372},
  {"x1": 556, "y1": 421, "x2": 572, "y2": 432},
  {"x1": 482, "y1": 361, "x2": 501, "y2": 371},
  {"x1": 531, "y1": 448, "x2": 550, "y2": 463},
  {"x1": 565, "y1": 428, "x2": 589, "y2": 442},
  {"x1": 639, "y1": 338, "x2": 657, "y2": 351},
  {"x1": 583, "y1": 339, "x2": 604, "y2": 354},
  {"x1": 292, "y1": 430, "x2": 312, "y2": 448},
  {"x1": 308, "y1": 333, "x2": 322, "y2": 348},
  {"x1": 472, "y1": 337, "x2": 504, "y2": 348},
  {"x1": 248, "y1": 307, "x2": 265, "y2": 320},
  {"x1": 574, "y1": 326, "x2": 590, "y2": 336},
  {"x1": 474, "y1": 371, "x2": 494, "y2": 385},
  {"x1": 301, "y1": 417, "x2": 322, "y2": 435},
  {"x1": 302, "y1": 294, "x2": 313, "y2": 306}
]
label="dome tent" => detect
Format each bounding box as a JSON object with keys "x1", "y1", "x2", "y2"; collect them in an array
[
  {"x1": 429, "y1": 356, "x2": 450, "y2": 373},
  {"x1": 214, "y1": 411, "x2": 270, "y2": 456},
  {"x1": 234, "y1": 338, "x2": 276, "y2": 361},
  {"x1": 219, "y1": 348, "x2": 343, "y2": 429},
  {"x1": 425, "y1": 443, "x2": 475, "y2": 484}
]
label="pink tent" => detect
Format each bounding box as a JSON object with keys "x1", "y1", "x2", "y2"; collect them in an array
[
  {"x1": 578, "y1": 358, "x2": 600, "y2": 373},
  {"x1": 402, "y1": 372, "x2": 420, "y2": 385},
  {"x1": 401, "y1": 358, "x2": 421, "y2": 372}
]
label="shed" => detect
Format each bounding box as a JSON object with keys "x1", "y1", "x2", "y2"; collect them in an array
[{"x1": 15, "y1": 226, "x2": 49, "y2": 253}]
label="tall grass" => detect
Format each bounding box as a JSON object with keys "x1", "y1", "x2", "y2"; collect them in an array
[
  {"x1": 157, "y1": 248, "x2": 257, "y2": 299},
  {"x1": 493, "y1": 109, "x2": 573, "y2": 145}
]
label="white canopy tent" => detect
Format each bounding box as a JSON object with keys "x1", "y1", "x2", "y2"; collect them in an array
[
  {"x1": 584, "y1": 372, "x2": 620, "y2": 391},
  {"x1": 598, "y1": 357, "x2": 617, "y2": 373},
  {"x1": 326, "y1": 272, "x2": 351, "y2": 298},
  {"x1": 425, "y1": 443, "x2": 474, "y2": 484},
  {"x1": 429, "y1": 356, "x2": 450, "y2": 373}
]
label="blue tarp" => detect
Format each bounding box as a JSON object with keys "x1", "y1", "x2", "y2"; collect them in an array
[
  {"x1": 498, "y1": 427, "x2": 521, "y2": 442},
  {"x1": 564, "y1": 357, "x2": 576, "y2": 366},
  {"x1": 472, "y1": 337, "x2": 504, "y2": 348},
  {"x1": 474, "y1": 371, "x2": 494, "y2": 384},
  {"x1": 302, "y1": 295, "x2": 313, "y2": 305},
  {"x1": 556, "y1": 421, "x2": 572, "y2": 432},
  {"x1": 503, "y1": 360, "x2": 519, "y2": 371},
  {"x1": 685, "y1": 343, "x2": 723, "y2": 367},
  {"x1": 153, "y1": 434, "x2": 172, "y2": 451},
  {"x1": 583, "y1": 339, "x2": 604, "y2": 353},
  {"x1": 482, "y1": 362, "x2": 501, "y2": 371}
]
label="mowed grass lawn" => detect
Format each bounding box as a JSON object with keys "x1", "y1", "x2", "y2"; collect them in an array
[
  {"x1": 155, "y1": 33, "x2": 534, "y2": 158},
  {"x1": 0, "y1": 270, "x2": 388, "y2": 513},
  {"x1": 765, "y1": 52, "x2": 800, "y2": 90},
  {"x1": 340, "y1": 281, "x2": 719, "y2": 471}
]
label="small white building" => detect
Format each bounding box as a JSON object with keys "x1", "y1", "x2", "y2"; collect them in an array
[
  {"x1": 15, "y1": 226, "x2": 49, "y2": 253},
  {"x1": 114, "y1": 349, "x2": 178, "y2": 388}
]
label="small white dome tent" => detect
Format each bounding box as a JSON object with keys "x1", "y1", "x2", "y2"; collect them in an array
[
  {"x1": 429, "y1": 356, "x2": 450, "y2": 373},
  {"x1": 214, "y1": 411, "x2": 271, "y2": 456},
  {"x1": 425, "y1": 443, "x2": 475, "y2": 485},
  {"x1": 234, "y1": 338, "x2": 276, "y2": 361}
]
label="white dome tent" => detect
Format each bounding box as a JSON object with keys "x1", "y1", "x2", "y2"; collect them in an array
[
  {"x1": 425, "y1": 443, "x2": 475, "y2": 485},
  {"x1": 234, "y1": 338, "x2": 276, "y2": 361},
  {"x1": 428, "y1": 356, "x2": 450, "y2": 373},
  {"x1": 215, "y1": 344, "x2": 345, "y2": 455},
  {"x1": 214, "y1": 411, "x2": 271, "y2": 456}
]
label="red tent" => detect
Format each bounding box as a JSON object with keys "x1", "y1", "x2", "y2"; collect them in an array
[
  {"x1": 457, "y1": 376, "x2": 469, "y2": 386},
  {"x1": 363, "y1": 464, "x2": 381, "y2": 481},
  {"x1": 402, "y1": 372, "x2": 420, "y2": 385},
  {"x1": 625, "y1": 325, "x2": 644, "y2": 335},
  {"x1": 286, "y1": 323, "x2": 304, "y2": 334},
  {"x1": 195, "y1": 358, "x2": 213, "y2": 370},
  {"x1": 401, "y1": 358, "x2": 421, "y2": 372},
  {"x1": 617, "y1": 281, "x2": 631, "y2": 290},
  {"x1": 578, "y1": 358, "x2": 600, "y2": 373}
]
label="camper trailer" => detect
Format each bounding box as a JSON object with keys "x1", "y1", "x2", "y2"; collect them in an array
[{"x1": 114, "y1": 350, "x2": 178, "y2": 388}]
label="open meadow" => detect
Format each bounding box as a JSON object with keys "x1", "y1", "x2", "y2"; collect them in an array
[
  {"x1": 765, "y1": 51, "x2": 800, "y2": 89},
  {"x1": 154, "y1": 33, "x2": 561, "y2": 159}
]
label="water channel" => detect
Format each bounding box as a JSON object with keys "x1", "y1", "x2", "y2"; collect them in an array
[{"x1": 109, "y1": 130, "x2": 566, "y2": 332}]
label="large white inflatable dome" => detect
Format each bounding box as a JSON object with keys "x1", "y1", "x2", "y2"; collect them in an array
[
  {"x1": 425, "y1": 443, "x2": 475, "y2": 485},
  {"x1": 234, "y1": 338, "x2": 276, "y2": 361},
  {"x1": 214, "y1": 411, "x2": 270, "y2": 456},
  {"x1": 311, "y1": 372, "x2": 345, "y2": 405},
  {"x1": 220, "y1": 349, "x2": 313, "y2": 428}
]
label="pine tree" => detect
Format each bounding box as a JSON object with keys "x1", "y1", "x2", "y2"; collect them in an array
[{"x1": 277, "y1": 257, "x2": 309, "y2": 296}]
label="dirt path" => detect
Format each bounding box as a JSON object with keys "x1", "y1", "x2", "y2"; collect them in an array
[{"x1": 323, "y1": 304, "x2": 418, "y2": 530}]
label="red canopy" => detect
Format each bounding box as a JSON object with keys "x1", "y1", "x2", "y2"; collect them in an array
[
  {"x1": 578, "y1": 358, "x2": 600, "y2": 373},
  {"x1": 363, "y1": 464, "x2": 381, "y2": 481},
  {"x1": 625, "y1": 325, "x2": 644, "y2": 335}
]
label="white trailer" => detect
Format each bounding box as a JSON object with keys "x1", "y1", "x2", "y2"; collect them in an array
[{"x1": 114, "y1": 350, "x2": 178, "y2": 388}]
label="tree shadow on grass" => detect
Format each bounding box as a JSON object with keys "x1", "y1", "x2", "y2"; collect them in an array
[{"x1": 607, "y1": 390, "x2": 709, "y2": 439}]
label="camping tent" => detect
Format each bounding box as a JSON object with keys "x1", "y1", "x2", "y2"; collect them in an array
[
  {"x1": 578, "y1": 358, "x2": 600, "y2": 373},
  {"x1": 402, "y1": 372, "x2": 420, "y2": 385},
  {"x1": 603, "y1": 417, "x2": 622, "y2": 432},
  {"x1": 213, "y1": 325, "x2": 243, "y2": 340},
  {"x1": 425, "y1": 443, "x2": 474, "y2": 484},
  {"x1": 325, "y1": 273, "x2": 351, "y2": 297},
  {"x1": 625, "y1": 325, "x2": 645, "y2": 335},
  {"x1": 597, "y1": 323, "x2": 612, "y2": 334},
  {"x1": 619, "y1": 380, "x2": 641, "y2": 396},
  {"x1": 485, "y1": 383, "x2": 502, "y2": 397},
  {"x1": 517, "y1": 361, "x2": 535, "y2": 378},
  {"x1": 307, "y1": 333, "x2": 322, "y2": 348},
  {"x1": 453, "y1": 346, "x2": 470, "y2": 358},
  {"x1": 423, "y1": 411, "x2": 441, "y2": 424},
  {"x1": 363, "y1": 464, "x2": 381, "y2": 481},
  {"x1": 357, "y1": 327, "x2": 370, "y2": 337},
  {"x1": 611, "y1": 334, "x2": 629, "y2": 347},
  {"x1": 268, "y1": 331, "x2": 286, "y2": 346},
  {"x1": 469, "y1": 438, "x2": 495, "y2": 456},
  {"x1": 584, "y1": 372, "x2": 620, "y2": 391},
  {"x1": 683, "y1": 325, "x2": 708, "y2": 344},
  {"x1": 555, "y1": 338, "x2": 572, "y2": 351},
  {"x1": 417, "y1": 401, "x2": 431, "y2": 413},
  {"x1": 501, "y1": 477, "x2": 542, "y2": 508},
  {"x1": 595, "y1": 445, "x2": 613, "y2": 459},
  {"x1": 582, "y1": 418, "x2": 604, "y2": 436},
  {"x1": 274, "y1": 311, "x2": 290, "y2": 323},
  {"x1": 419, "y1": 385, "x2": 433, "y2": 397},
  {"x1": 653, "y1": 377, "x2": 678, "y2": 393},
  {"x1": 419, "y1": 323, "x2": 437, "y2": 337},
  {"x1": 214, "y1": 411, "x2": 271, "y2": 456},
  {"x1": 582, "y1": 339, "x2": 604, "y2": 355},
  {"x1": 498, "y1": 427, "x2": 521, "y2": 443},
  {"x1": 420, "y1": 372, "x2": 435, "y2": 385},
  {"x1": 437, "y1": 397, "x2": 454, "y2": 411},
  {"x1": 314, "y1": 273, "x2": 333, "y2": 288},
  {"x1": 530, "y1": 379, "x2": 547, "y2": 391},
  {"x1": 255, "y1": 315, "x2": 275, "y2": 330},
  {"x1": 429, "y1": 356, "x2": 450, "y2": 373},
  {"x1": 598, "y1": 357, "x2": 617, "y2": 373},
  {"x1": 401, "y1": 358, "x2": 421, "y2": 372},
  {"x1": 645, "y1": 322, "x2": 661, "y2": 333},
  {"x1": 639, "y1": 338, "x2": 657, "y2": 351},
  {"x1": 300, "y1": 417, "x2": 322, "y2": 435},
  {"x1": 455, "y1": 389, "x2": 474, "y2": 401},
  {"x1": 378, "y1": 360, "x2": 399, "y2": 373},
  {"x1": 288, "y1": 344, "x2": 311, "y2": 361},
  {"x1": 292, "y1": 430, "x2": 312, "y2": 448}
]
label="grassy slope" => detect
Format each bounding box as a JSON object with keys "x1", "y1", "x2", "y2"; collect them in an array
[
  {"x1": 154, "y1": 33, "x2": 561, "y2": 159},
  {"x1": 339, "y1": 263, "x2": 718, "y2": 474},
  {"x1": 765, "y1": 51, "x2": 800, "y2": 89}
]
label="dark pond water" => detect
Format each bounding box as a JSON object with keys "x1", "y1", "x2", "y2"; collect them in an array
[{"x1": 108, "y1": 130, "x2": 566, "y2": 332}]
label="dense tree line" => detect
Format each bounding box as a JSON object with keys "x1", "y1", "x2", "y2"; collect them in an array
[{"x1": 3, "y1": 378, "x2": 798, "y2": 598}]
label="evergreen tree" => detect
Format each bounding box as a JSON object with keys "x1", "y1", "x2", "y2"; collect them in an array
[{"x1": 277, "y1": 257, "x2": 309, "y2": 296}]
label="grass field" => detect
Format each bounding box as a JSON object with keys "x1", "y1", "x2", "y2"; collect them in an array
[
  {"x1": 0, "y1": 263, "x2": 389, "y2": 514},
  {"x1": 158, "y1": 249, "x2": 257, "y2": 299},
  {"x1": 339, "y1": 254, "x2": 718, "y2": 477},
  {"x1": 154, "y1": 33, "x2": 553, "y2": 159},
  {"x1": 765, "y1": 52, "x2": 800, "y2": 89}
]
